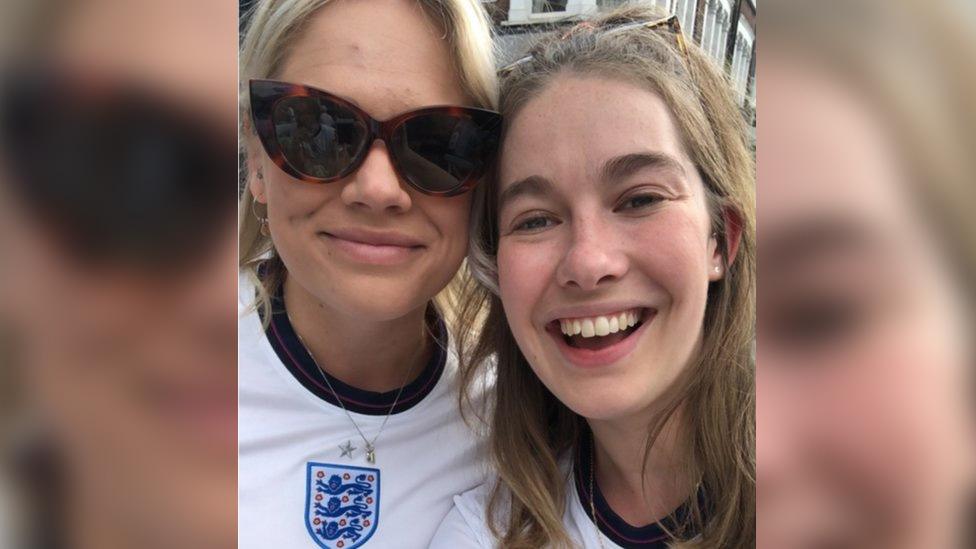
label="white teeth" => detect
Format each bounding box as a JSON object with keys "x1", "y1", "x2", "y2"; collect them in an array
[
  {"x1": 594, "y1": 317, "x2": 610, "y2": 336},
  {"x1": 581, "y1": 319, "x2": 595, "y2": 338},
  {"x1": 558, "y1": 309, "x2": 643, "y2": 338}
]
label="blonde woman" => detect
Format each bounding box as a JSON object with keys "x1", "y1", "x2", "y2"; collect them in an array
[
  {"x1": 433, "y1": 6, "x2": 755, "y2": 548},
  {"x1": 237, "y1": 0, "x2": 500, "y2": 547}
]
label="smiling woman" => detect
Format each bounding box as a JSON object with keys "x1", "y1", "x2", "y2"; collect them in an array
[
  {"x1": 236, "y1": 0, "x2": 501, "y2": 548},
  {"x1": 434, "y1": 5, "x2": 755, "y2": 549}
]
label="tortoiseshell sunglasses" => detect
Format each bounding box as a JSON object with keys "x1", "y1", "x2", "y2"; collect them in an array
[{"x1": 249, "y1": 79, "x2": 502, "y2": 197}]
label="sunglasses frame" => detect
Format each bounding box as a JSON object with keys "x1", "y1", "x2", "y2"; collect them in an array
[
  {"x1": 500, "y1": 15, "x2": 689, "y2": 76},
  {"x1": 249, "y1": 79, "x2": 501, "y2": 197}
]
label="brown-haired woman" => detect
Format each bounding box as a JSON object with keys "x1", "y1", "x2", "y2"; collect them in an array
[{"x1": 432, "y1": 5, "x2": 755, "y2": 548}]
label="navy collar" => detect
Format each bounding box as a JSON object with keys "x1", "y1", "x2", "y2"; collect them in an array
[
  {"x1": 574, "y1": 431, "x2": 700, "y2": 548},
  {"x1": 261, "y1": 281, "x2": 447, "y2": 416}
]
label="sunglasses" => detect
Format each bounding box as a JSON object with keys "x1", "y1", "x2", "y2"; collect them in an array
[
  {"x1": 500, "y1": 15, "x2": 689, "y2": 75},
  {"x1": 0, "y1": 66, "x2": 235, "y2": 269},
  {"x1": 249, "y1": 79, "x2": 502, "y2": 197}
]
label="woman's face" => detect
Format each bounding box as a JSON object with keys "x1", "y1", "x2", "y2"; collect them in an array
[
  {"x1": 250, "y1": 0, "x2": 473, "y2": 320},
  {"x1": 0, "y1": 0, "x2": 238, "y2": 546},
  {"x1": 496, "y1": 74, "x2": 724, "y2": 422},
  {"x1": 757, "y1": 55, "x2": 974, "y2": 549}
]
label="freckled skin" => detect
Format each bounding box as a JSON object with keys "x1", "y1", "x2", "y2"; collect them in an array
[{"x1": 496, "y1": 74, "x2": 725, "y2": 422}]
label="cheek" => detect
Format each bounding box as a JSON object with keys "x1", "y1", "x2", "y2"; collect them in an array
[
  {"x1": 424, "y1": 194, "x2": 470, "y2": 243},
  {"x1": 265, "y1": 173, "x2": 330, "y2": 224},
  {"x1": 497, "y1": 239, "x2": 561, "y2": 317},
  {"x1": 633, "y1": 214, "x2": 712, "y2": 304}
]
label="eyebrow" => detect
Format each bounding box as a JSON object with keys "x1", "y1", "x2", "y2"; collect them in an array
[
  {"x1": 760, "y1": 217, "x2": 890, "y2": 274},
  {"x1": 497, "y1": 175, "x2": 556, "y2": 211},
  {"x1": 497, "y1": 152, "x2": 688, "y2": 211},
  {"x1": 601, "y1": 152, "x2": 686, "y2": 182}
]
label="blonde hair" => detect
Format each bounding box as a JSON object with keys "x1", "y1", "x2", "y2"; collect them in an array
[
  {"x1": 238, "y1": 0, "x2": 499, "y2": 314},
  {"x1": 456, "y1": 5, "x2": 756, "y2": 548}
]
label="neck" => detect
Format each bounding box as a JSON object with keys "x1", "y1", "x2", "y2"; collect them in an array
[
  {"x1": 587, "y1": 406, "x2": 695, "y2": 527},
  {"x1": 283, "y1": 276, "x2": 431, "y2": 393}
]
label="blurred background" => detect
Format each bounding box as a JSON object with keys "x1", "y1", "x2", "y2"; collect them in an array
[
  {"x1": 0, "y1": 0, "x2": 973, "y2": 547},
  {"x1": 757, "y1": 0, "x2": 976, "y2": 548},
  {"x1": 0, "y1": 0, "x2": 238, "y2": 548},
  {"x1": 483, "y1": 0, "x2": 756, "y2": 125}
]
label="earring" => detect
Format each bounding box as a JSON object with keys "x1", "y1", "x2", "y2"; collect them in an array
[
  {"x1": 256, "y1": 167, "x2": 264, "y2": 180},
  {"x1": 251, "y1": 201, "x2": 271, "y2": 237},
  {"x1": 714, "y1": 266, "x2": 721, "y2": 273}
]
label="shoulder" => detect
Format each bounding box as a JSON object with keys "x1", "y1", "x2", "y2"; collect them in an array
[
  {"x1": 238, "y1": 272, "x2": 264, "y2": 339},
  {"x1": 238, "y1": 270, "x2": 260, "y2": 315},
  {"x1": 430, "y1": 479, "x2": 504, "y2": 549}
]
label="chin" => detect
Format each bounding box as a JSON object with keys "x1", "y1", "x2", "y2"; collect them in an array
[{"x1": 555, "y1": 378, "x2": 662, "y2": 423}]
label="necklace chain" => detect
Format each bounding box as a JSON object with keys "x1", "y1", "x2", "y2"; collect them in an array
[
  {"x1": 589, "y1": 436, "x2": 608, "y2": 549},
  {"x1": 290, "y1": 315, "x2": 414, "y2": 464}
]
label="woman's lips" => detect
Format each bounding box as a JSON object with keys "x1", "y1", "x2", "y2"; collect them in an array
[
  {"x1": 320, "y1": 229, "x2": 425, "y2": 266},
  {"x1": 546, "y1": 308, "x2": 655, "y2": 368}
]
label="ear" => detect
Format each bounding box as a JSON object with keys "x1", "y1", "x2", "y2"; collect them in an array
[{"x1": 709, "y1": 206, "x2": 743, "y2": 281}]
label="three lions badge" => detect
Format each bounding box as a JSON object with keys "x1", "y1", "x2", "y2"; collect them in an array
[{"x1": 305, "y1": 462, "x2": 380, "y2": 548}]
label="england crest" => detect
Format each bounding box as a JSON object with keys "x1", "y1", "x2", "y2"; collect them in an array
[{"x1": 305, "y1": 462, "x2": 380, "y2": 548}]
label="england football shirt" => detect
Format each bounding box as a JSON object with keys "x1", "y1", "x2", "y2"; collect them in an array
[
  {"x1": 431, "y1": 434, "x2": 684, "y2": 549},
  {"x1": 239, "y1": 278, "x2": 489, "y2": 549}
]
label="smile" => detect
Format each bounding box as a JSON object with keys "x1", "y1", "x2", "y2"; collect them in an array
[
  {"x1": 546, "y1": 307, "x2": 654, "y2": 367},
  {"x1": 320, "y1": 228, "x2": 426, "y2": 266},
  {"x1": 558, "y1": 308, "x2": 642, "y2": 339}
]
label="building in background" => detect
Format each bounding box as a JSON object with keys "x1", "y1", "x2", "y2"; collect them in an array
[{"x1": 485, "y1": 0, "x2": 756, "y2": 123}]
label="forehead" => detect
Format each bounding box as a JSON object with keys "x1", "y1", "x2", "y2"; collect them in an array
[
  {"x1": 499, "y1": 74, "x2": 696, "y2": 189},
  {"x1": 277, "y1": 0, "x2": 467, "y2": 119},
  {"x1": 759, "y1": 57, "x2": 910, "y2": 236},
  {"x1": 757, "y1": 57, "x2": 943, "y2": 284},
  {"x1": 52, "y1": 0, "x2": 238, "y2": 121}
]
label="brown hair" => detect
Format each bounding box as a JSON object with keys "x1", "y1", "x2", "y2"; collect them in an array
[{"x1": 456, "y1": 4, "x2": 756, "y2": 548}]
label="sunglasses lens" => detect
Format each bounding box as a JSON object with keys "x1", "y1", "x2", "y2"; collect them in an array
[
  {"x1": 1, "y1": 70, "x2": 235, "y2": 269},
  {"x1": 271, "y1": 96, "x2": 367, "y2": 179},
  {"x1": 393, "y1": 112, "x2": 499, "y2": 194}
]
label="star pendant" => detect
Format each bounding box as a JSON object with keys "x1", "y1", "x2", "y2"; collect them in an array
[{"x1": 339, "y1": 440, "x2": 357, "y2": 459}]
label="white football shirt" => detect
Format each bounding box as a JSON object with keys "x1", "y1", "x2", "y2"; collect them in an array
[
  {"x1": 431, "y1": 435, "x2": 681, "y2": 549},
  {"x1": 239, "y1": 278, "x2": 489, "y2": 549}
]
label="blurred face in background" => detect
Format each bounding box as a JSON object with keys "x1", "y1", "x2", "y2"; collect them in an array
[
  {"x1": 248, "y1": 0, "x2": 474, "y2": 321},
  {"x1": 0, "y1": 0, "x2": 237, "y2": 547},
  {"x1": 757, "y1": 52, "x2": 974, "y2": 549}
]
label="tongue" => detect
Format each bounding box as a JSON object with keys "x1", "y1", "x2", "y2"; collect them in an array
[{"x1": 570, "y1": 330, "x2": 630, "y2": 350}]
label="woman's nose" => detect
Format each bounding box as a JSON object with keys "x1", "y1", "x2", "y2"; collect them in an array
[
  {"x1": 340, "y1": 140, "x2": 412, "y2": 213},
  {"x1": 555, "y1": 220, "x2": 629, "y2": 291}
]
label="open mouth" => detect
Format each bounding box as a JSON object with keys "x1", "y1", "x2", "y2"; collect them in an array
[{"x1": 550, "y1": 307, "x2": 652, "y2": 352}]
